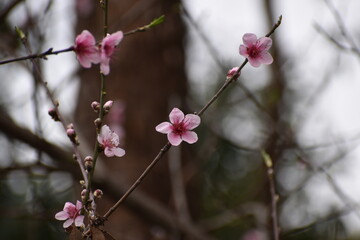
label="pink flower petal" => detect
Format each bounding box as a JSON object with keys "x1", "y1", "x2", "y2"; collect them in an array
[
  {"x1": 168, "y1": 132, "x2": 182, "y2": 146},
  {"x1": 155, "y1": 122, "x2": 172, "y2": 134},
  {"x1": 248, "y1": 57, "x2": 261, "y2": 68},
  {"x1": 259, "y1": 52, "x2": 273, "y2": 65},
  {"x1": 74, "y1": 215, "x2": 84, "y2": 227},
  {"x1": 239, "y1": 45, "x2": 249, "y2": 57},
  {"x1": 101, "y1": 31, "x2": 123, "y2": 57},
  {"x1": 181, "y1": 131, "x2": 198, "y2": 144},
  {"x1": 242, "y1": 33, "x2": 257, "y2": 46},
  {"x1": 183, "y1": 114, "x2": 201, "y2": 130},
  {"x1": 100, "y1": 59, "x2": 110, "y2": 75},
  {"x1": 55, "y1": 211, "x2": 69, "y2": 220},
  {"x1": 113, "y1": 147, "x2": 125, "y2": 157},
  {"x1": 169, "y1": 108, "x2": 184, "y2": 124},
  {"x1": 104, "y1": 147, "x2": 115, "y2": 157},
  {"x1": 258, "y1": 37, "x2": 272, "y2": 51},
  {"x1": 76, "y1": 30, "x2": 96, "y2": 46},
  {"x1": 75, "y1": 200, "x2": 82, "y2": 210},
  {"x1": 64, "y1": 202, "x2": 74, "y2": 211},
  {"x1": 63, "y1": 219, "x2": 74, "y2": 228}
]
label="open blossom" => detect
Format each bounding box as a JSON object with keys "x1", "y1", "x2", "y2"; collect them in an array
[
  {"x1": 74, "y1": 30, "x2": 101, "y2": 68},
  {"x1": 155, "y1": 108, "x2": 201, "y2": 146},
  {"x1": 100, "y1": 31, "x2": 124, "y2": 75},
  {"x1": 97, "y1": 125, "x2": 125, "y2": 157},
  {"x1": 239, "y1": 33, "x2": 273, "y2": 67},
  {"x1": 55, "y1": 201, "x2": 84, "y2": 228}
]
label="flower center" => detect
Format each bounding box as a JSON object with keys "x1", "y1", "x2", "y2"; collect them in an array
[
  {"x1": 67, "y1": 206, "x2": 79, "y2": 219},
  {"x1": 247, "y1": 46, "x2": 259, "y2": 58},
  {"x1": 171, "y1": 123, "x2": 186, "y2": 136}
]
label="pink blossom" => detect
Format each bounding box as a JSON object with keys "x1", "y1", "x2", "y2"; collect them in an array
[
  {"x1": 100, "y1": 31, "x2": 124, "y2": 75},
  {"x1": 55, "y1": 201, "x2": 84, "y2": 228},
  {"x1": 97, "y1": 125, "x2": 125, "y2": 157},
  {"x1": 239, "y1": 33, "x2": 273, "y2": 67},
  {"x1": 227, "y1": 67, "x2": 241, "y2": 79},
  {"x1": 155, "y1": 108, "x2": 201, "y2": 146},
  {"x1": 74, "y1": 30, "x2": 101, "y2": 68}
]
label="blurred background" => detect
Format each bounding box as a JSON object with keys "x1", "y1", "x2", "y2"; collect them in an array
[{"x1": 1, "y1": 0, "x2": 360, "y2": 239}]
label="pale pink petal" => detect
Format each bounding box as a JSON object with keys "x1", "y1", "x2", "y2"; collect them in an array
[
  {"x1": 169, "y1": 108, "x2": 184, "y2": 124},
  {"x1": 259, "y1": 52, "x2": 273, "y2": 65},
  {"x1": 183, "y1": 114, "x2": 201, "y2": 130},
  {"x1": 239, "y1": 45, "x2": 249, "y2": 57},
  {"x1": 242, "y1": 33, "x2": 257, "y2": 46},
  {"x1": 181, "y1": 131, "x2": 198, "y2": 144},
  {"x1": 55, "y1": 211, "x2": 69, "y2": 220},
  {"x1": 74, "y1": 215, "x2": 84, "y2": 227},
  {"x1": 113, "y1": 147, "x2": 125, "y2": 157},
  {"x1": 104, "y1": 147, "x2": 115, "y2": 157},
  {"x1": 100, "y1": 59, "x2": 110, "y2": 75},
  {"x1": 64, "y1": 202, "x2": 74, "y2": 210},
  {"x1": 75, "y1": 200, "x2": 82, "y2": 210},
  {"x1": 76, "y1": 30, "x2": 96, "y2": 46},
  {"x1": 248, "y1": 57, "x2": 261, "y2": 68},
  {"x1": 63, "y1": 219, "x2": 74, "y2": 228},
  {"x1": 258, "y1": 37, "x2": 272, "y2": 51},
  {"x1": 97, "y1": 134, "x2": 104, "y2": 145},
  {"x1": 77, "y1": 55, "x2": 92, "y2": 68},
  {"x1": 155, "y1": 122, "x2": 172, "y2": 134},
  {"x1": 101, "y1": 125, "x2": 111, "y2": 136},
  {"x1": 101, "y1": 31, "x2": 123, "y2": 57},
  {"x1": 168, "y1": 132, "x2": 182, "y2": 146}
]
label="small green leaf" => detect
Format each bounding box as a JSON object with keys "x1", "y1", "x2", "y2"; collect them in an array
[
  {"x1": 261, "y1": 150, "x2": 273, "y2": 168},
  {"x1": 15, "y1": 26, "x2": 26, "y2": 40}
]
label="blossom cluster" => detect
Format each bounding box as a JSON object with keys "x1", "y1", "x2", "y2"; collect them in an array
[
  {"x1": 74, "y1": 30, "x2": 123, "y2": 75},
  {"x1": 55, "y1": 30, "x2": 274, "y2": 230}
]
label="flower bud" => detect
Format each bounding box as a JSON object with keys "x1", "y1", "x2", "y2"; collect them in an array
[
  {"x1": 81, "y1": 189, "x2": 87, "y2": 201},
  {"x1": 91, "y1": 101, "x2": 100, "y2": 112},
  {"x1": 94, "y1": 118, "x2": 102, "y2": 130},
  {"x1": 226, "y1": 67, "x2": 240, "y2": 80},
  {"x1": 94, "y1": 189, "x2": 103, "y2": 199},
  {"x1": 103, "y1": 100, "x2": 113, "y2": 112},
  {"x1": 66, "y1": 124, "x2": 79, "y2": 145},
  {"x1": 84, "y1": 156, "x2": 93, "y2": 171},
  {"x1": 79, "y1": 180, "x2": 85, "y2": 186},
  {"x1": 48, "y1": 108, "x2": 60, "y2": 121}
]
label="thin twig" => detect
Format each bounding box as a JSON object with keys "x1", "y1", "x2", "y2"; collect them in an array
[
  {"x1": 16, "y1": 32, "x2": 87, "y2": 185},
  {"x1": 0, "y1": 46, "x2": 74, "y2": 65},
  {"x1": 102, "y1": 15, "x2": 282, "y2": 221},
  {"x1": 261, "y1": 150, "x2": 279, "y2": 240},
  {"x1": 102, "y1": 142, "x2": 172, "y2": 219}
]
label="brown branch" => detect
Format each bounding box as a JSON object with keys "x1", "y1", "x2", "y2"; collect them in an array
[
  {"x1": 101, "y1": 14, "x2": 282, "y2": 224},
  {"x1": 0, "y1": 46, "x2": 74, "y2": 65},
  {"x1": 0, "y1": 113, "x2": 214, "y2": 239}
]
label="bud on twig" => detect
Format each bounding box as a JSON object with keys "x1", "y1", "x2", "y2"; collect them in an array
[
  {"x1": 94, "y1": 189, "x2": 103, "y2": 199},
  {"x1": 91, "y1": 101, "x2": 100, "y2": 112},
  {"x1": 48, "y1": 108, "x2": 60, "y2": 121},
  {"x1": 94, "y1": 118, "x2": 102, "y2": 130},
  {"x1": 103, "y1": 100, "x2": 113, "y2": 113},
  {"x1": 66, "y1": 124, "x2": 79, "y2": 145},
  {"x1": 84, "y1": 156, "x2": 94, "y2": 171},
  {"x1": 81, "y1": 189, "x2": 87, "y2": 201}
]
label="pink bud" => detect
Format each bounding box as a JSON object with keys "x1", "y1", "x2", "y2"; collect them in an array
[
  {"x1": 94, "y1": 189, "x2": 103, "y2": 199},
  {"x1": 226, "y1": 67, "x2": 240, "y2": 80},
  {"x1": 103, "y1": 100, "x2": 113, "y2": 111},
  {"x1": 91, "y1": 101, "x2": 100, "y2": 112},
  {"x1": 66, "y1": 128, "x2": 76, "y2": 138}
]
